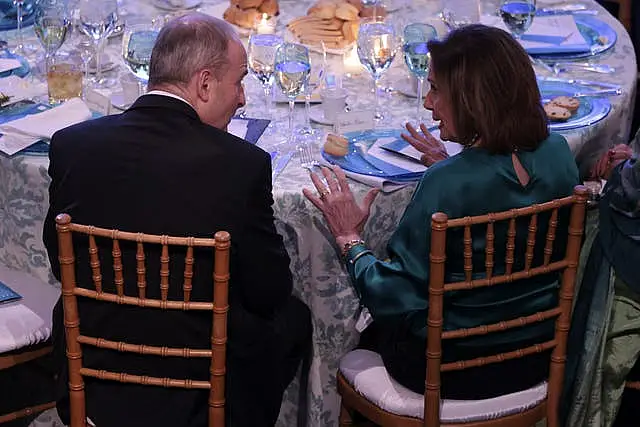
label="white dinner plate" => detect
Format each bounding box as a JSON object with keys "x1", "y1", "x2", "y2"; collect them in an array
[
  {"x1": 394, "y1": 77, "x2": 429, "y2": 99},
  {"x1": 309, "y1": 104, "x2": 332, "y2": 125}
]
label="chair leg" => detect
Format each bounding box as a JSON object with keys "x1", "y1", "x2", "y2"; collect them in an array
[{"x1": 339, "y1": 403, "x2": 355, "y2": 427}]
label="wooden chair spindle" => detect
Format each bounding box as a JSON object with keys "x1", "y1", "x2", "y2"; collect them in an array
[
  {"x1": 505, "y1": 215, "x2": 517, "y2": 275},
  {"x1": 463, "y1": 221, "x2": 472, "y2": 282},
  {"x1": 136, "y1": 236, "x2": 146, "y2": 299},
  {"x1": 485, "y1": 219, "x2": 495, "y2": 279},
  {"x1": 112, "y1": 235, "x2": 124, "y2": 297},
  {"x1": 88, "y1": 232, "x2": 102, "y2": 293},
  {"x1": 544, "y1": 209, "x2": 559, "y2": 266},
  {"x1": 525, "y1": 212, "x2": 538, "y2": 270},
  {"x1": 160, "y1": 237, "x2": 170, "y2": 301}
]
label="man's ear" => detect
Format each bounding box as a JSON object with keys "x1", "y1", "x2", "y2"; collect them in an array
[{"x1": 195, "y1": 69, "x2": 216, "y2": 103}]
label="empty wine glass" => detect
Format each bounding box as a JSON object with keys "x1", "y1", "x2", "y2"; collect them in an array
[
  {"x1": 299, "y1": 42, "x2": 326, "y2": 137},
  {"x1": 403, "y1": 23, "x2": 437, "y2": 126},
  {"x1": 78, "y1": 0, "x2": 118, "y2": 88},
  {"x1": 357, "y1": 18, "x2": 397, "y2": 123},
  {"x1": 274, "y1": 42, "x2": 310, "y2": 150},
  {"x1": 11, "y1": 0, "x2": 37, "y2": 55},
  {"x1": 122, "y1": 23, "x2": 159, "y2": 93},
  {"x1": 247, "y1": 32, "x2": 283, "y2": 124},
  {"x1": 499, "y1": 0, "x2": 536, "y2": 39},
  {"x1": 442, "y1": 0, "x2": 480, "y2": 30},
  {"x1": 34, "y1": 0, "x2": 71, "y2": 74}
]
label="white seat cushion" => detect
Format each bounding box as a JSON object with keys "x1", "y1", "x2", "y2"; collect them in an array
[{"x1": 339, "y1": 349, "x2": 547, "y2": 423}]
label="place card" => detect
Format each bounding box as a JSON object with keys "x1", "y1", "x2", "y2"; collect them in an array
[
  {"x1": 84, "y1": 88, "x2": 111, "y2": 116},
  {"x1": 336, "y1": 110, "x2": 375, "y2": 134}
]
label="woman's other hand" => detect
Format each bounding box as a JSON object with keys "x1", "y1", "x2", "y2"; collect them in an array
[
  {"x1": 400, "y1": 122, "x2": 448, "y2": 166},
  {"x1": 590, "y1": 144, "x2": 633, "y2": 180},
  {"x1": 302, "y1": 166, "x2": 379, "y2": 246}
]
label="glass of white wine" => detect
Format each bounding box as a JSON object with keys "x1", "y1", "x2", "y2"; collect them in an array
[
  {"x1": 357, "y1": 18, "x2": 397, "y2": 123},
  {"x1": 499, "y1": 0, "x2": 536, "y2": 39},
  {"x1": 34, "y1": 0, "x2": 70, "y2": 74},
  {"x1": 403, "y1": 23, "x2": 437, "y2": 126},
  {"x1": 122, "y1": 23, "x2": 159, "y2": 93},
  {"x1": 78, "y1": 0, "x2": 118, "y2": 88},
  {"x1": 274, "y1": 42, "x2": 310, "y2": 150}
]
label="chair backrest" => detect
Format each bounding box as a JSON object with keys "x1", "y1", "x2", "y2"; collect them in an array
[
  {"x1": 610, "y1": 0, "x2": 632, "y2": 32},
  {"x1": 55, "y1": 213, "x2": 230, "y2": 427},
  {"x1": 424, "y1": 185, "x2": 588, "y2": 427}
]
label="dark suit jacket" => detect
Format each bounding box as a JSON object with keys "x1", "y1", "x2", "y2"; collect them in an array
[{"x1": 43, "y1": 95, "x2": 293, "y2": 426}]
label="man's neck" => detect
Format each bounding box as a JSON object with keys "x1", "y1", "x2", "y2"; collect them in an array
[{"x1": 147, "y1": 84, "x2": 194, "y2": 108}]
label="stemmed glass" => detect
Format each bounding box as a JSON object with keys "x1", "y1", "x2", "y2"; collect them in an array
[
  {"x1": 357, "y1": 18, "x2": 397, "y2": 123},
  {"x1": 274, "y1": 42, "x2": 310, "y2": 150},
  {"x1": 403, "y1": 23, "x2": 437, "y2": 126},
  {"x1": 299, "y1": 42, "x2": 326, "y2": 137},
  {"x1": 34, "y1": 0, "x2": 70, "y2": 74},
  {"x1": 78, "y1": 0, "x2": 118, "y2": 88},
  {"x1": 247, "y1": 32, "x2": 283, "y2": 126},
  {"x1": 11, "y1": 0, "x2": 36, "y2": 55},
  {"x1": 122, "y1": 23, "x2": 159, "y2": 93},
  {"x1": 499, "y1": 0, "x2": 536, "y2": 39}
]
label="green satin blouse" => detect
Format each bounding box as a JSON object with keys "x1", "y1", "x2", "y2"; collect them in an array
[{"x1": 347, "y1": 133, "x2": 580, "y2": 345}]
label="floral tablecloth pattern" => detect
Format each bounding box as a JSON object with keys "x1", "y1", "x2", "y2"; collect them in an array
[{"x1": 0, "y1": 1, "x2": 636, "y2": 426}]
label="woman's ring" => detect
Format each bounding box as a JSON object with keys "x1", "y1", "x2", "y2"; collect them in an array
[{"x1": 319, "y1": 190, "x2": 330, "y2": 200}]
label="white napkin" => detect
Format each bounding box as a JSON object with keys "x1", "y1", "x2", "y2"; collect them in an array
[
  {"x1": 0, "y1": 303, "x2": 49, "y2": 353},
  {"x1": 227, "y1": 118, "x2": 249, "y2": 140},
  {"x1": 0, "y1": 75, "x2": 46, "y2": 106},
  {"x1": 0, "y1": 58, "x2": 22, "y2": 73},
  {"x1": 0, "y1": 97, "x2": 92, "y2": 140}
]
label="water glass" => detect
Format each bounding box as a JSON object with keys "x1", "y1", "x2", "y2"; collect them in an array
[
  {"x1": 11, "y1": 0, "x2": 37, "y2": 55},
  {"x1": 47, "y1": 54, "x2": 83, "y2": 103},
  {"x1": 122, "y1": 23, "x2": 159, "y2": 90},
  {"x1": 403, "y1": 23, "x2": 437, "y2": 126},
  {"x1": 499, "y1": 0, "x2": 536, "y2": 38},
  {"x1": 299, "y1": 43, "x2": 326, "y2": 137},
  {"x1": 274, "y1": 42, "x2": 310, "y2": 148},
  {"x1": 443, "y1": 0, "x2": 480, "y2": 29},
  {"x1": 357, "y1": 18, "x2": 397, "y2": 123}
]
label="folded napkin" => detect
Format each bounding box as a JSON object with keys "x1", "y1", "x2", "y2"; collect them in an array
[
  {"x1": 482, "y1": 15, "x2": 591, "y2": 55},
  {"x1": 0, "y1": 280, "x2": 21, "y2": 303},
  {"x1": 0, "y1": 97, "x2": 92, "y2": 140},
  {"x1": 0, "y1": 75, "x2": 46, "y2": 106},
  {"x1": 320, "y1": 156, "x2": 409, "y2": 192},
  {"x1": 0, "y1": 57, "x2": 21, "y2": 73}
]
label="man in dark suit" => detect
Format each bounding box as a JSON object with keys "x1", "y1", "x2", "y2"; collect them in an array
[{"x1": 43, "y1": 13, "x2": 311, "y2": 427}]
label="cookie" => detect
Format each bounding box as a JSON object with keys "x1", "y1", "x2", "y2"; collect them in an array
[
  {"x1": 550, "y1": 96, "x2": 580, "y2": 112},
  {"x1": 544, "y1": 104, "x2": 571, "y2": 122}
]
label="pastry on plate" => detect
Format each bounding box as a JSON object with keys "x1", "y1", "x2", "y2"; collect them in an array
[
  {"x1": 549, "y1": 95, "x2": 580, "y2": 112},
  {"x1": 324, "y1": 133, "x2": 350, "y2": 156},
  {"x1": 543, "y1": 103, "x2": 572, "y2": 122}
]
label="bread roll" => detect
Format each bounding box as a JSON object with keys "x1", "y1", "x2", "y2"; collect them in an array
[
  {"x1": 237, "y1": 0, "x2": 262, "y2": 9},
  {"x1": 324, "y1": 134, "x2": 349, "y2": 157},
  {"x1": 346, "y1": 0, "x2": 363, "y2": 12},
  {"x1": 235, "y1": 7, "x2": 260, "y2": 28},
  {"x1": 342, "y1": 20, "x2": 358, "y2": 42},
  {"x1": 258, "y1": 0, "x2": 279, "y2": 16},
  {"x1": 223, "y1": 5, "x2": 240, "y2": 24},
  {"x1": 360, "y1": 4, "x2": 387, "y2": 19},
  {"x1": 335, "y1": 2, "x2": 359, "y2": 20}
]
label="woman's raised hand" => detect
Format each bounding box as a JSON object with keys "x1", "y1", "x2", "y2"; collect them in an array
[
  {"x1": 302, "y1": 166, "x2": 379, "y2": 245},
  {"x1": 590, "y1": 144, "x2": 634, "y2": 180},
  {"x1": 400, "y1": 122, "x2": 448, "y2": 166}
]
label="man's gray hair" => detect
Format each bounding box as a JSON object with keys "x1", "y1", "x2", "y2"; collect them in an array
[{"x1": 148, "y1": 13, "x2": 239, "y2": 87}]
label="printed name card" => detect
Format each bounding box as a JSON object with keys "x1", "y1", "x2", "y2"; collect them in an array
[
  {"x1": 336, "y1": 110, "x2": 375, "y2": 134},
  {"x1": 84, "y1": 88, "x2": 111, "y2": 116}
]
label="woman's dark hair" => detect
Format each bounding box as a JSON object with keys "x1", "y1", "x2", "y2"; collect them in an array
[{"x1": 427, "y1": 24, "x2": 548, "y2": 153}]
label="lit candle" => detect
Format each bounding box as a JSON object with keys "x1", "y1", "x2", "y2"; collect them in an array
[
  {"x1": 343, "y1": 45, "x2": 362, "y2": 76},
  {"x1": 255, "y1": 13, "x2": 276, "y2": 34}
]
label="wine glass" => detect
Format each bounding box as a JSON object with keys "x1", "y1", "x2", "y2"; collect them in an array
[
  {"x1": 274, "y1": 42, "x2": 310, "y2": 150},
  {"x1": 247, "y1": 33, "x2": 283, "y2": 125},
  {"x1": 499, "y1": 0, "x2": 536, "y2": 39},
  {"x1": 357, "y1": 18, "x2": 397, "y2": 123},
  {"x1": 299, "y1": 42, "x2": 326, "y2": 137},
  {"x1": 11, "y1": 0, "x2": 37, "y2": 55},
  {"x1": 78, "y1": 0, "x2": 118, "y2": 88},
  {"x1": 34, "y1": 0, "x2": 71, "y2": 74},
  {"x1": 403, "y1": 23, "x2": 437, "y2": 126},
  {"x1": 122, "y1": 23, "x2": 159, "y2": 93},
  {"x1": 442, "y1": 0, "x2": 480, "y2": 30}
]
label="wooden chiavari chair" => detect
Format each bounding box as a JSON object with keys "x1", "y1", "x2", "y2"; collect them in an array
[
  {"x1": 608, "y1": 0, "x2": 633, "y2": 32},
  {"x1": 55, "y1": 213, "x2": 230, "y2": 427},
  {"x1": 337, "y1": 186, "x2": 588, "y2": 427}
]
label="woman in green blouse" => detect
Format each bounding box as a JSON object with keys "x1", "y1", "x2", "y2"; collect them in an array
[{"x1": 303, "y1": 25, "x2": 579, "y2": 398}]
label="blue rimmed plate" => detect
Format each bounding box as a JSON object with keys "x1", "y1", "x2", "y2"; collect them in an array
[
  {"x1": 0, "y1": 10, "x2": 35, "y2": 31},
  {"x1": 538, "y1": 78, "x2": 611, "y2": 131},
  {"x1": 532, "y1": 15, "x2": 617, "y2": 60},
  {"x1": 322, "y1": 129, "x2": 425, "y2": 181},
  {"x1": 0, "y1": 49, "x2": 30, "y2": 78}
]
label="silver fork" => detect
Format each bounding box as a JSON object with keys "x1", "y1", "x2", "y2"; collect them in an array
[{"x1": 298, "y1": 141, "x2": 320, "y2": 170}]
